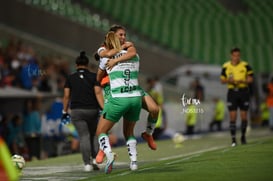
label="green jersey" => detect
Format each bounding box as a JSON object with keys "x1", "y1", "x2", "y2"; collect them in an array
[{"x1": 99, "y1": 50, "x2": 142, "y2": 98}]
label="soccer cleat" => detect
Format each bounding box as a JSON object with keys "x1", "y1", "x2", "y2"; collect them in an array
[
  {"x1": 105, "y1": 152, "x2": 115, "y2": 174},
  {"x1": 84, "y1": 164, "x2": 92, "y2": 172},
  {"x1": 130, "y1": 161, "x2": 138, "y2": 171},
  {"x1": 241, "y1": 136, "x2": 247, "y2": 145},
  {"x1": 141, "y1": 132, "x2": 157, "y2": 150},
  {"x1": 231, "y1": 142, "x2": 237, "y2": 147},
  {"x1": 96, "y1": 149, "x2": 105, "y2": 164},
  {"x1": 92, "y1": 159, "x2": 100, "y2": 170},
  {"x1": 92, "y1": 164, "x2": 100, "y2": 171}
]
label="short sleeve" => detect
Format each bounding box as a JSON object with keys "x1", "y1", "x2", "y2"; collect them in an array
[
  {"x1": 64, "y1": 75, "x2": 71, "y2": 88},
  {"x1": 220, "y1": 65, "x2": 227, "y2": 79},
  {"x1": 99, "y1": 57, "x2": 108, "y2": 70},
  {"x1": 97, "y1": 47, "x2": 106, "y2": 55},
  {"x1": 245, "y1": 64, "x2": 254, "y2": 76}
]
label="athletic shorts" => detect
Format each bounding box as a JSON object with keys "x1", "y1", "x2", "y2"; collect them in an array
[
  {"x1": 102, "y1": 96, "x2": 142, "y2": 122},
  {"x1": 227, "y1": 88, "x2": 250, "y2": 111},
  {"x1": 103, "y1": 84, "x2": 111, "y2": 103}
]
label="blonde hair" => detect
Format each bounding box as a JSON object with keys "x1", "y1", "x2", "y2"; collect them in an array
[{"x1": 105, "y1": 31, "x2": 122, "y2": 51}]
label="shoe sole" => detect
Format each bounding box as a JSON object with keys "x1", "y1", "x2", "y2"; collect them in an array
[
  {"x1": 105, "y1": 154, "x2": 116, "y2": 174},
  {"x1": 105, "y1": 159, "x2": 114, "y2": 174}
]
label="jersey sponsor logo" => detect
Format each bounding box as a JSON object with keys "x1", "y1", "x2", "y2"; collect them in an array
[{"x1": 121, "y1": 85, "x2": 137, "y2": 93}]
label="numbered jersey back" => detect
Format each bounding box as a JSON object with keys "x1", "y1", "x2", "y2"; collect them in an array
[{"x1": 101, "y1": 50, "x2": 142, "y2": 98}]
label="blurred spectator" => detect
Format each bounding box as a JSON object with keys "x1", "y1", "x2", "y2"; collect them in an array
[
  {"x1": 7, "y1": 115, "x2": 28, "y2": 158},
  {"x1": 190, "y1": 77, "x2": 205, "y2": 101},
  {"x1": 260, "y1": 100, "x2": 269, "y2": 127},
  {"x1": 0, "y1": 114, "x2": 9, "y2": 142},
  {"x1": 147, "y1": 77, "x2": 167, "y2": 140},
  {"x1": 20, "y1": 58, "x2": 32, "y2": 89},
  {"x1": 23, "y1": 98, "x2": 42, "y2": 160},
  {"x1": 185, "y1": 104, "x2": 197, "y2": 135},
  {"x1": 0, "y1": 37, "x2": 70, "y2": 93},
  {"x1": 41, "y1": 98, "x2": 63, "y2": 157},
  {"x1": 266, "y1": 77, "x2": 273, "y2": 130},
  {"x1": 153, "y1": 76, "x2": 163, "y2": 95},
  {"x1": 209, "y1": 98, "x2": 225, "y2": 131},
  {"x1": 41, "y1": 98, "x2": 79, "y2": 157}
]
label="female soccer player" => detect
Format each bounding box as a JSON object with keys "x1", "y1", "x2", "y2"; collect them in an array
[
  {"x1": 98, "y1": 25, "x2": 159, "y2": 150},
  {"x1": 96, "y1": 32, "x2": 142, "y2": 173}
]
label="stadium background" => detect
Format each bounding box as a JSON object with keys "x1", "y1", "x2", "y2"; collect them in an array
[{"x1": 0, "y1": 0, "x2": 272, "y2": 154}]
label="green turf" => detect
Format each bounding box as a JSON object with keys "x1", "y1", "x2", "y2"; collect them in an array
[
  {"x1": 21, "y1": 129, "x2": 273, "y2": 181},
  {"x1": 81, "y1": 137, "x2": 273, "y2": 181}
]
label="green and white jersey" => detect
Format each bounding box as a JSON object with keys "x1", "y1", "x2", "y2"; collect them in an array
[{"x1": 99, "y1": 50, "x2": 142, "y2": 98}]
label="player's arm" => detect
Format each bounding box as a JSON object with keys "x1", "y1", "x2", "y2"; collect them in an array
[
  {"x1": 94, "y1": 84, "x2": 104, "y2": 109},
  {"x1": 106, "y1": 46, "x2": 137, "y2": 70},
  {"x1": 96, "y1": 68, "x2": 106, "y2": 83},
  {"x1": 63, "y1": 88, "x2": 70, "y2": 113},
  {"x1": 98, "y1": 42, "x2": 132, "y2": 57},
  {"x1": 99, "y1": 48, "x2": 119, "y2": 58},
  {"x1": 220, "y1": 67, "x2": 237, "y2": 85},
  {"x1": 238, "y1": 74, "x2": 253, "y2": 84},
  {"x1": 238, "y1": 64, "x2": 254, "y2": 84},
  {"x1": 97, "y1": 57, "x2": 108, "y2": 82},
  {"x1": 95, "y1": 58, "x2": 108, "y2": 109},
  {"x1": 122, "y1": 41, "x2": 133, "y2": 49},
  {"x1": 220, "y1": 67, "x2": 230, "y2": 84}
]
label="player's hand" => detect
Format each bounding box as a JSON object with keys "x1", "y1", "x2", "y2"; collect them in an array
[
  {"x1": 228, "y1": 77, "x2": 238, "y2": 85},
  {"x1": 237, "y1": 80, "x2": 246, "y2": 84},
  {"x1": 122, "y1": 42, "x2": 133, "y2": 49},
  {"x1": 228, "y1": 77, "x2": 234, "y2": 84},
  {"x1": 106, "y1": 59, "x2": 117, "y2": 70},
  {"x1": 61, "y1": 113, "x2": 71, "y2": 125}
]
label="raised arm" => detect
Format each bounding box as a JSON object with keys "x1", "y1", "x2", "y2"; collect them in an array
[
  {"x1": 106, "y1": 46, "x2": 137, "y2": 70},
  {"x1": 99, "y1": 48, "x2": 119, "y2": 58},
  {"x1": 98, "y1": 41, "x2": 133, "y2": 58}
]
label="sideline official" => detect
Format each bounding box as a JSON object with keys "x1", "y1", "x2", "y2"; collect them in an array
[
  {"x1": 220, "y1": 48, "x2": 253, "y2": 147},
  {"x1": 63, "y1": 51, "x2": 103, "y2": 171}
]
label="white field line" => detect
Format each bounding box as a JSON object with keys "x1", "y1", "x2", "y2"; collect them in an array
[
  {"x1": 102, "y1": 146, "x2": 227, "y2": 180},
  {"x1": 22, "y1": 146, "x2": 227, "y2": 180},
  {"x1": 22, "y1": 162, "x2": 128, "y2": 176},
  {"x1": 159, "y1": 146, "x2": 226, "y2": 161},
  {"x1": 165, "y1": 154, "x2": 202, "y2": 165}
]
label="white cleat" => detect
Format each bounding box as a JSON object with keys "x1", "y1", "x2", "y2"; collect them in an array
[
  {"x1": 84, "y1": 164, "x2": 92, "y2": 172},
  {"x1": 231, "y1": 142, "x2": 237, "y2": 147},
  {"x1": 130, "y1": 161, "x2": 138, "y2": 171},
  {"x1": 105, "y1": 152, "x2": 115, "y2": 174}
]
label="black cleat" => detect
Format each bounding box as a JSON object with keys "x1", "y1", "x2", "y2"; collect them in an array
[
  {"x1": 92, "y1": 164, "x2": 100, "y2": 171},
  {"x1": 241, "y1": 136, "x2": 247, "y2": 145}
]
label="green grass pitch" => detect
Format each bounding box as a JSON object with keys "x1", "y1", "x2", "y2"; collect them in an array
[{"x1": 20, "y1": 128, "x2": 273, "y2": 181}]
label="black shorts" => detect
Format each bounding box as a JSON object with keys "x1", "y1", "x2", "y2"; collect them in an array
[{"x1": 227, "y1": 88, "x2": 250, "y2": 111}]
